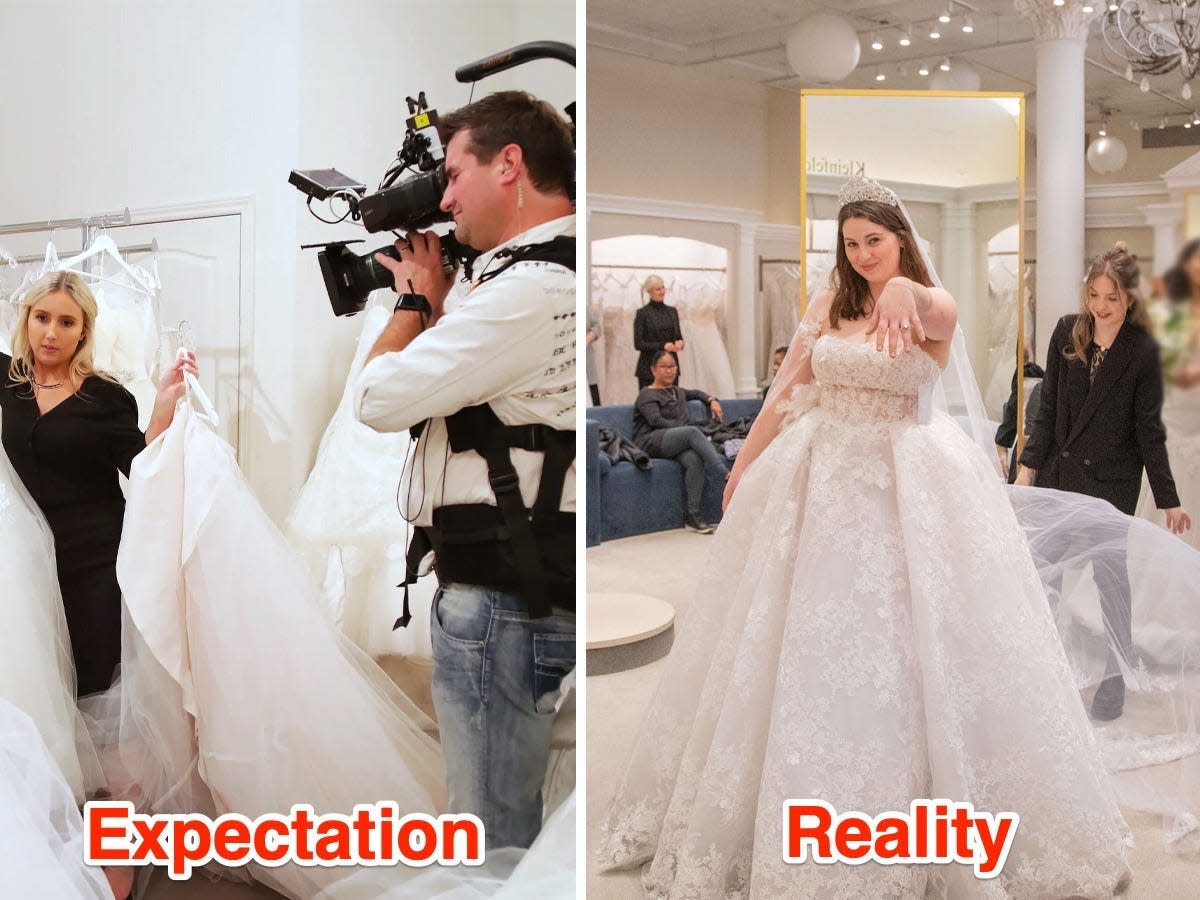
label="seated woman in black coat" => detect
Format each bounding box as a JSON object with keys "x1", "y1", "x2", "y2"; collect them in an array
[
  {"x1": 1016, "y1": 242, "x2": 1191, "y2": 720},
  {"x1": 633, "y1": 350, "x2": 726, "y2": 534}
]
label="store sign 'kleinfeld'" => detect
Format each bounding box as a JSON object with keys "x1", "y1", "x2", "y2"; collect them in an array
[{"x1": 807, "y1": 157, "x2": 866, "y2": 176}]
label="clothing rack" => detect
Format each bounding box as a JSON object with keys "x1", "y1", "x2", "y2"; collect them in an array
[
  {"x1": 8, "y1": 239, "x2": 158, "y2": 267},
  {"x1": 758, "y1": 257, "x2": 801, "y2": 292},
  {"x1": 0, "y1": 209, "x2": 136, "y2": 276}
]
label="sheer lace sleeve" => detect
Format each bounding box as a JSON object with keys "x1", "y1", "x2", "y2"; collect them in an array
[{"x1": 726, "y1": 291, "x2": 829, "y2": 495}]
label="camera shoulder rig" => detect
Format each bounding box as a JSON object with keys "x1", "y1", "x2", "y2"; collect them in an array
[{"x1": 397, "y1": 236, "x2": 576, "y2": 628}]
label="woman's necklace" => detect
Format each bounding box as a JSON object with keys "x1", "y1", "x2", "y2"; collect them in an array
[{"x1": 33, "y1": 379, "x2": 63, "y2": 390}]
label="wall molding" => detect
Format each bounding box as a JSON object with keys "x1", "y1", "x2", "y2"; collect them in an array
[{"x1": 588, "y1": 192, "x2": 763, "y2": 225}]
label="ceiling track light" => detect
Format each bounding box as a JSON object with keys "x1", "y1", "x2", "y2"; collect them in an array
[
  {"x1": 1098, "y1": 118, "x2": 1108, "y2": 137},
  {"x1": 899, "y1": 25, "x2": 912, "y2": 47},
  {"x1": 871, "y1": 33, "x2": 884, "y2": 51},
  {"x1": 939, "y1": 2, "x2": 952, "y2": 24},
  {"x1": 1082, "y1": 3, "x2": 1094, "y2": 12},
  {"x1": 875, "y1": 68, "x2": 887, "y2": 82},
  {"x1": 930, "y1": 24, "x2": 942, "y2": 39},
  {"x1": 962, "y1": 17, "x2": 974, "y2": 33},
  {"x1": 939, "y1": 57, "x2": 952, "y2": 71},
  {"x1": 918, "y1": 62, "x2": 930, "y2": 76}
]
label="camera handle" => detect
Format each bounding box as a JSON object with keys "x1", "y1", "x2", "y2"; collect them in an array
[{"x1": 454, "y1": 40, "x2": 575, "y2": 83}]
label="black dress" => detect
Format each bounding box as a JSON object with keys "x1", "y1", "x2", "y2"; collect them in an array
[
  {"x1": 0, "y1": 353, "x2": 145, "y2": 695},
  {"x1": 633, "y1": 300, "x2": 683, "y2": 389}
]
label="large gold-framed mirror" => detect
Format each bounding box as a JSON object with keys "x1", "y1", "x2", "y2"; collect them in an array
[{"x1": 800, "y1": 89, "x2": 1027, "y2": 460}]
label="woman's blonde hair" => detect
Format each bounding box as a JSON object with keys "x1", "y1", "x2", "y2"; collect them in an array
[
  {"x1": 1065, "y1": 242, "x2": 1151, "y2": 362},
  {"x1": 641, "y1": 274, "x2": 665, "y2": 301},
  {"x1": 8, "y1": 271, "x2": 116, "y2": 394}
]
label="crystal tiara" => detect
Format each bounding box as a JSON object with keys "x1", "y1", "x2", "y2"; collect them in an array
[{"x1": 837, "y1": 176, "x2": 900, "y2": 208}]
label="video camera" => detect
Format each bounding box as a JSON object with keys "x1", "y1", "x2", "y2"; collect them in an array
[{"x1": 291, "y1": 40, "x2": 576, "y2": 317}]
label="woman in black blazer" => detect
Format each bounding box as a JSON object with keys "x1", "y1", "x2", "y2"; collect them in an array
[{"x1": 1016, "y1": 242, "x2": 1190, "y2": 720}]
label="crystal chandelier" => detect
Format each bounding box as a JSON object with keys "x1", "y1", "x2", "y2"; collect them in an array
[{"x1": 1102, "y1": 0, "x2": 1200, "y2": 98}]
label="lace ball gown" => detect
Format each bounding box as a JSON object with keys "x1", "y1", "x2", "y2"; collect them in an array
[{"x1": 598, "y1": 336, "x2": 1131, "y2": 899}]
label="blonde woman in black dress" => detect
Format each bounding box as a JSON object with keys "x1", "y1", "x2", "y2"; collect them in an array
[{"x1": 0, "y1": 270, "x2": 195, "y2": 698}]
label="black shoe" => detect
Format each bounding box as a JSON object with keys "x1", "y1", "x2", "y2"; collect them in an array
[
  {"x1": 684, "y1": 514, "x2": 715, "y2": 534},
  {"x1": 1091, "y1": 675, "x2": 1125, "y2": 721}
]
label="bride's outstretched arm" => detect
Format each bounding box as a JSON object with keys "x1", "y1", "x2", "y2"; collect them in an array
[{"x1": 723, "y1": 290, "x2": 831, "y2": 511}]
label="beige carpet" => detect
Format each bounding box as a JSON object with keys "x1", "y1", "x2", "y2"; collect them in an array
[{"x1": 586, "y1": 529, "x2": 1200, "y2": 899}]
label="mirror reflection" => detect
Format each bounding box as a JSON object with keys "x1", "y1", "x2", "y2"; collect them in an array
[{"x1": 801, "y1": 90, "x2": 1026, "y2": 434}]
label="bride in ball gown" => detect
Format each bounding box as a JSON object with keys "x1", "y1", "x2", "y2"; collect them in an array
[{"x1": 596, "y1": 178, "x2": 1134, "y2": 898}]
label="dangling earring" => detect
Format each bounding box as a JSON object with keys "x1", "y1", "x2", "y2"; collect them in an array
[{"x1": 516, "y1": 181, "x2": 525, "y2": 210}]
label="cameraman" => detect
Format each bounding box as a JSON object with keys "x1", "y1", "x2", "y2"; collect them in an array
[{"x1": 354, "y1": 90, "x2": 575, "y2": 850}]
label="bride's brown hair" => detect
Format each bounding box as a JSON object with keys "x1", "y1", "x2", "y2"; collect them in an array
[{"x1": 830, "y1": 200, "x2": 934, "y2": 328}]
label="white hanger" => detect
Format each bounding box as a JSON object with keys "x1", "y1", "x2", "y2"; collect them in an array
[
  {"x1": 57, "y1": 234, "x2": 157, "y2": 293},
  {"x1": 0, "y1": 244, "x2": 15, "y2": 268},
  {"x1": 173, "y1": 346, "x2": 219, "y2": 429}
]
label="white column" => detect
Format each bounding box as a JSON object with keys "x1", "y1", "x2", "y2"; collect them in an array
[
  {"x1": 734, "y1": 223, "x2": 759, "y2": 396},
  {"x1": 1015, "y1": 0, "x2": 1098, "y2": 361},
  {"x1": 1144, "y1": 202, "x2": 1184, "y2": 275},
  {"x1": 939, "y1": 199, "x2": 976, "y2": 363}
]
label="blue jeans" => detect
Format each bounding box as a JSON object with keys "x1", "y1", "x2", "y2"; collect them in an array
[{"x1": 430, "y1": 582, "x2": 576, "y2": 849}]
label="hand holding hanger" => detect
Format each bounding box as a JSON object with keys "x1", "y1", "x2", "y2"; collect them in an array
[{"x1": 145, "y1": 349, "x2": 205, "y2": 443}]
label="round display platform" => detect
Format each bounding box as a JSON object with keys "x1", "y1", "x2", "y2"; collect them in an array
[{"x1": 587, "y1": 592, "x2": 676, "y2": 650}]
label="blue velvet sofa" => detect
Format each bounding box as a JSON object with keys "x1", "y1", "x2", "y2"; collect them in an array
[{"x1": 586, "y1": 397, "x2": 762, "y2": 546}]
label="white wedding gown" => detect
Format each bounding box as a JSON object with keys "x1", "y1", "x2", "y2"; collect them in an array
[
  {"x1": 1135, "y1": 380, "x2": 1200, "y2": 551},
  {"x1": 0, "y1": 699, "x2": 110, "y2": 900},
  {"x1": 0, "y1": 417, "x2": 98, "y2": 803},
  {"x1": 287, "y1": 297, "x2": 436, "y2": 659},
  {"x1": 77, "y1": 403, "x2": 572, "y2": 899},
  {"x1": 598, "y1": 336, "x2": 1132, "y2": 898}
]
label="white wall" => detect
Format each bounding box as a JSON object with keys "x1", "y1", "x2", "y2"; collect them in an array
[
  {"x1": 0, "y1": 0, "x2": 575, "y2": 522},
  {"x1": 588, "y1": 46, "x2": 768, "y2": 210}
]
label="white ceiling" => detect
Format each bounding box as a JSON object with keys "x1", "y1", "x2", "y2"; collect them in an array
[{"x1": 586, "y1": 0, "x2": 1200, "y2": 130}]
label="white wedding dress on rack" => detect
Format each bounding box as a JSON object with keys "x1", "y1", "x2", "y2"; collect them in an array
[
  {"x1": 287, "y1": 291, "x2": 436, "y2": 660},
  {"x1": 1134, "y1": 318, "x2": 1200, "y2": 550},
  {"x1": 593, "y1": 268, "x2": 736, "y2": 404},
  {"x1": 597, "y1": 331, "x2": 1133, "y2": 898},
  {"x1": 760, "y1": 263, "x2": 801, "y2": 379},
  {"x1": 674, "y1": 273, "x2": 735, "y2": 398}
]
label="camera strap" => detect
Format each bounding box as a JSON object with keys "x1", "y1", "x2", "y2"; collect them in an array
[{"x1": 468, "y1": 235, "x2": 576, "y2": 286}]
